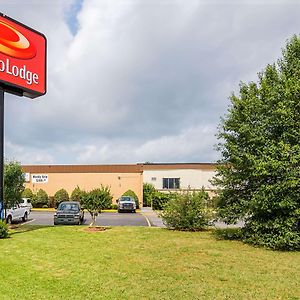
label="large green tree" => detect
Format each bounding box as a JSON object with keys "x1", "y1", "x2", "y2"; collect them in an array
[
  {"x1": 4, "y1": 160, "x2": 25, "y2": 208},
  {"x1": 213, "y1": 35, "x2": 300, "y2": 250}
]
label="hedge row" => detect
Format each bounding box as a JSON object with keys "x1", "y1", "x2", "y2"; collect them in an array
[{"x1": 22, "y1": 187, "x2": 139, "y2": 209}]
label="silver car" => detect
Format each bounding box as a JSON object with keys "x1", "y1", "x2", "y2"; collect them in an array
[{"x1": 117, "y1": 196, "x2": 136, "y2": 213}]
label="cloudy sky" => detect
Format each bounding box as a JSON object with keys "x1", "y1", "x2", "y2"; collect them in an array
[{"x1": 1, "y1": 0, "x2": 300, "y2": 165}]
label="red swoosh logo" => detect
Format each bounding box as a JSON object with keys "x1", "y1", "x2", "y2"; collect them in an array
[{"x1": 0, "y1": 20, "x2": 36, "y2": 59}]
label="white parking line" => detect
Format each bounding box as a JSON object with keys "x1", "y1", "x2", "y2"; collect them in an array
[
  {"x1": 21, "y1": 219, "x2": 36, "y2": 226},
  {"x1": 141, "y1": 213, "x2": 151, "y2": 227}
]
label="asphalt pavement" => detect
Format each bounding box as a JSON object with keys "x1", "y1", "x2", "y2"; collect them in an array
[
  {"x1": 17, "y1": 209, "x2": 244, "y2": 229},
  {"x1": 25, "y1": 211, "x2": 149, "y2": 227}
]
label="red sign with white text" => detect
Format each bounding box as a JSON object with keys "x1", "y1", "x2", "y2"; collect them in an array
[{"x1": 0, "y1": 13, "x2": 46, "y2": 98}]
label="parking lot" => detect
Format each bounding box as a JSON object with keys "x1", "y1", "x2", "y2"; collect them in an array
[
  {"x1": 24, "y1": 211, "x2": 149, "y2": 227},
  {"x1": 13, "y1": 210, "x2": 243, "y2": 228}
]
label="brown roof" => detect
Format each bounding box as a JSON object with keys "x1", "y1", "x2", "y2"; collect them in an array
[
  {"x1": 22, "y1": 164, "x2": 143, "y2": 174},
  {"x1": 22, "y1": 163, "x2": 217, "y2": 174},
  {"x1": 141, "y1": 163, "x2": 217, "y2": 171}
]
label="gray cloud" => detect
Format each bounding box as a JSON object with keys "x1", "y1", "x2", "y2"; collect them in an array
[{"x1": 1, "y1": 0, "x2": 300, "y2": 164}]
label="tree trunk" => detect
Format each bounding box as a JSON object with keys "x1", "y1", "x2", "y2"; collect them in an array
[{"x1": 89, "y1": 211, "x2": 97, "y2": 226}]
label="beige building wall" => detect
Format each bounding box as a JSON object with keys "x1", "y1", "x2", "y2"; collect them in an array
[
  {"x1": 22, "y1": 163, "x2": 218, "y2": 206},
  {"x1": 22, "y1": 165, "x2": 143, "y2": 205},
  {"x1": 142, "y1": 163, "x2": 217, "y2": 194},
  {"x1": 143, "y1": 169, "x2": 216, "y2": 190}
]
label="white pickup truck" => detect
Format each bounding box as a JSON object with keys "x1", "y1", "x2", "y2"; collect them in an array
[{"x1": 6, "y1": 204, "x2": 31, "y2": 224}]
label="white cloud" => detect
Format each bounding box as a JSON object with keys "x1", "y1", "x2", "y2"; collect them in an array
[
  {"x1": 5, "y1": 141, "x2": 55, "y2": 164},
  {"x1": 135, "y1": 125, "x2": 218, "y2": 162}
]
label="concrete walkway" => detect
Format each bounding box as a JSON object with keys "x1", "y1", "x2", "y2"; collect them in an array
[{"x1": 140, "y1": 207, "x2": 166, "y2": 228}]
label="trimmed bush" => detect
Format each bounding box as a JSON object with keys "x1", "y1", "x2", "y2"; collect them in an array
[
  {"x1": 22, "y1": 188, "x2": 34, "y2": 199},
  {"x1": 32, "y1": 189, "x2": 49, "y2": 208},
  {"x1": 54, "y1": 189, "x2": 69, "y2": 207},
  {"x1": 123, "y1": 190, "x2": 139, "y2": 208},
  {"x1": 0, "y1": 220, "x2": 9, "y2": 238},
  {"x1": 71, "y1": 186, "x2": 85, "y2": 204},
  {"x1": 160, "y1": 190, "x2": 211, "y2": 231}
]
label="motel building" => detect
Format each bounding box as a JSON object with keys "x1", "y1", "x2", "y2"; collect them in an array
[{"x1": 22, "y1": 163, "x2": 217, "y2": 206}]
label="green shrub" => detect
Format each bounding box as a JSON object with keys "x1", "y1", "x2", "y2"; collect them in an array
[
  {"x1": 242, "y1": 219, "x2": 300, "y2": 251},
  {"x1": 123, "y1": 190, "x2": 139, "y2": 208},
  {"x1": 214, "y1": 224, "x2": 300, "y2": 251},
  {"x1": 32, "y1": 189, "x2": 49, "y2": 208},
  {"x1": 111, "y1": 204, "x2": 118, "y2": 210},
  {"x1": 214, "y1": 228, "x2": 243, "y2": 241},
  {"x1": 71, "y1": 186, "x2": 85, "y2": 203},
  {"x1": 143, "y1": 183, "x2": 156, "y2": 207},
  {"x1": 54, "y1": 189, "x2": 69, "y2": 207},
  {"x1": 0, "y1": 220, "x2": 9, "y2": 238},
  {"x1": 160, "y1": 190, "x2": 211, "y2": 231},
  {"x1": 22, "y1": 188, "x2": 34, "y2": 199},
  {"x1": 152, "y1": 192, "x2": 172, "y2": 210}
]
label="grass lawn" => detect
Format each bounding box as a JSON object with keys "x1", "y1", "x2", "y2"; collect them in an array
[{"x1": 0, "y1": 226, "x2": 299, "y2": 300}]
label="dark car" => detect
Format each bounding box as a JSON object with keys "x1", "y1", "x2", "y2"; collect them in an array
[
  {"x1": 117, "y1": 196, "x2": 136, "y2": 213},
  {"x1": 54, "y1": 201, "x2": 84, "y2": 225}
]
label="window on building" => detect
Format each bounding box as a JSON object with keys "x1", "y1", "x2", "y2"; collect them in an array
[
  {"x1": 151, "y1": 177, "x2": 157, "y2": 181},
  {"x1": 163, "y1": 178, "x2": 180, "y2": 189}
]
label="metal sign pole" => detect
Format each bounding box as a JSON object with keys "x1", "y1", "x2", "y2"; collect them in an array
[{"x1": 0, "y1": 89, "x2": 4, "y2": 221}]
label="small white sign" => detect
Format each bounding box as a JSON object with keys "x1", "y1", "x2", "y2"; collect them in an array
[
  {"x1": 32, "y1": 174, "x2": 48, "y2": 183},
  {"x1": 24, "y1": 173, "x2": 30, "y2": 182}
]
